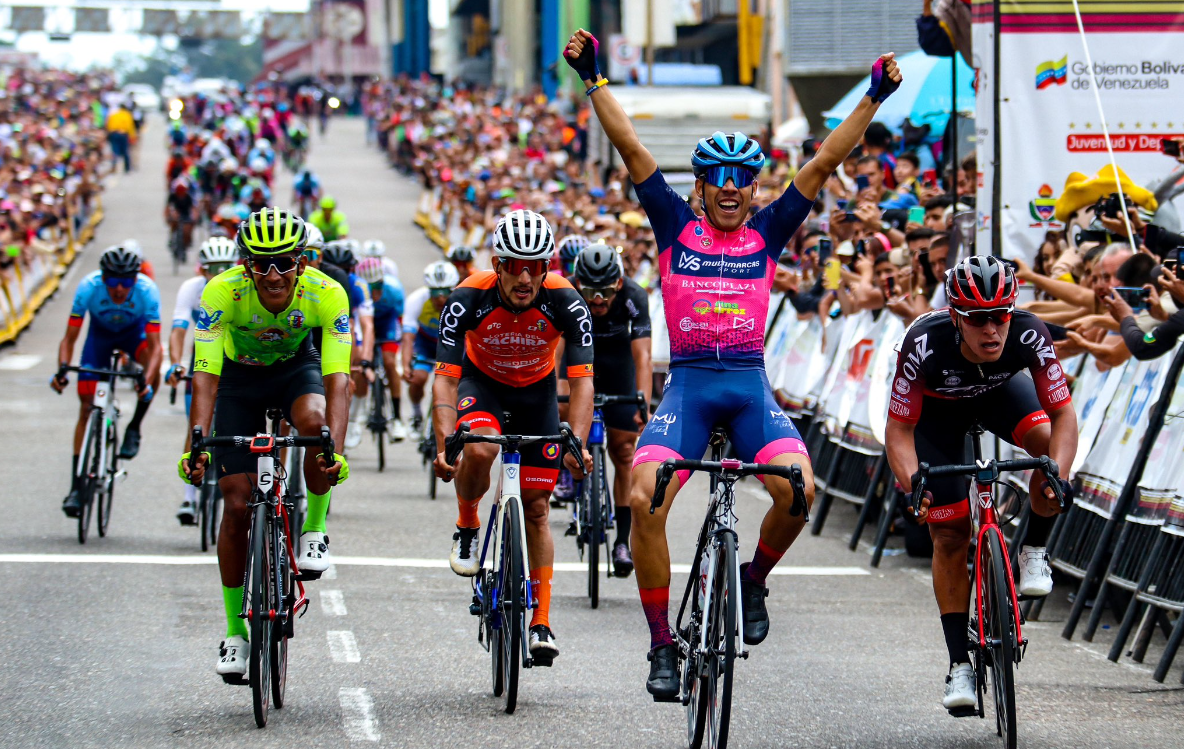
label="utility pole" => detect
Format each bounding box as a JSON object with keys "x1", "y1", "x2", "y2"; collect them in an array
[{"x1": 645, "y1": 0, "x2": 654, "y2": 86}]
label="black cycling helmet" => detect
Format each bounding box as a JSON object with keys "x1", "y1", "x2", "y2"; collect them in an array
[
  {"x1": 446, "y1": 244, "x2": 475, "y2": 263},
  {"x1": 945, "y1": 255, "x2": 1018, "y2": 310},
  {"x1": 573, "y1": 243, "x2": 623, "y2": 286},
  {"x1": 323, "y1": 240, "x2": 357, "y2": 270},
  {"x1": 99, "y1": 244, "x2": 142, "y2": 276}
]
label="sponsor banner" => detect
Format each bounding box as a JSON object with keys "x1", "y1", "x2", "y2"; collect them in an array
[{"x1": 974, "y1": 4, "x2": 1184, "y2": 260}]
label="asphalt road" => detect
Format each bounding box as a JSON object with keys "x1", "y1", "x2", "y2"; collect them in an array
[{"x1": 0, "y1": 116, "x2": 1179, "y2": 748}]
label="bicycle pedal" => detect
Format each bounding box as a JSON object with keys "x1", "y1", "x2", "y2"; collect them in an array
[
  {"x1": 296, "y1": 569, "x2": 323, "y2": 582},
  {"x1": 651, "y1": 693, "x2": 680, "y2": 704},
  {"x1": 220, "y1": 673, "x2": 249, "y2": 687},
  {"x1": 946, "y1": 706, "x2": 977, "y2": 719}
]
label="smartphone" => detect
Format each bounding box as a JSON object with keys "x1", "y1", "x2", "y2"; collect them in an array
[
  {"x1": 1163, "y1": 138, "x2": 1181, "y2": 157},
  {"x1": 836, "y1": 199, "x2": 848, "y2": 210},
  {"x1": 855, "y1": 174, "x2": 870, "y2": 191},
  {"x1": 823, "y1": 257, "x2": 842, "y2": 291},
  {"x1": 843, "y1": 211, "x2": 859, "y2": 223},
  {"x1": 1114, "y1": 286, "x2": 1151, "y2": 311},
  {"x1": 908, "y1": 205, "x2": 926, "y2": 225},
  {"x1": 922, "y1": 169, "x2": 938, "y2": 187},
  {"x1": 816, "y1": 236, "x2": 833, "y2": 262},
  {"x1": 885, "y1": 276, "x2": 897, "y2": 295}
]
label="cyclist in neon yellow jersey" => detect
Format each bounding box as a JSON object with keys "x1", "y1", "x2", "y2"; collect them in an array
[
  {"x1": 180, "y1": 208, "x2": 351, "y2": 681},
  {"x1": 308, "y1": 194, "x2": 350, "y2": 241}
]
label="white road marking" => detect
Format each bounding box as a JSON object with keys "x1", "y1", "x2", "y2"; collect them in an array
[
  {"x1": 0, "y1": 553, "x2": 869, "y2": 575},
  {"x1": 0, "y1": 354, "x2": 41, "y2": 370},
  {"x1": 321, "y1": 589, "x2": 348, "y2": 616},
  {"x1": 327, "y1": 630, "x2": 361, "y2": 663},
  {"x1": 0, "y1": 401, "x2": 42, "y2": 414},
  {"x1": 339, "y1": 687, "x2": 380, "y2": 741}
]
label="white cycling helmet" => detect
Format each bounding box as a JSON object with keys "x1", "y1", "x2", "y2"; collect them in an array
[
  {"x1": 492, "y1": 209, "x2": 555, "y2": 260},
  {"x1": 304, "y1": 224, "x2": 325, "y2": 251},
  {"x1": 254, "y1": 138, "x2": 271, "y2": 151},
  {"x1": 355, "y1": 257, "x2": 385, "y2": 284},
  {"x1": 362, "y1": 239, "x2": 386, "y2": 257},
  {"x1": 199, "y1": 236, "x2": 238, "y2": 266},
  {"x1": 423, "y1": 260, "x2": 460, "y2": 290},
  {"x1": 122, "y1": 238, "x2": 143, "y2": 257},
  {"x1": 249, "y1": 157, "x2": 269, "y2": 173}
]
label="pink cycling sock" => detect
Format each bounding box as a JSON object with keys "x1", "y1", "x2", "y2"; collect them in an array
[
  {"x1": 639, "y1": 586, "x2": 674, "y2": 649},
  {"x1": 743, "y1": 538, "x2": 785, "y2": 586}
]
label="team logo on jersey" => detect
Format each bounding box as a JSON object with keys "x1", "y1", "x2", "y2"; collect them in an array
[
  {"x1": 333, "y1": 314, "x2": 350, "y2": 334},
  {"x1": 195, "y1": 308, "x2": 223, "y2": 332},
  {"x1": 458, "y1": 396, "x2": 476, "y2": 410},
  {"x1": 895, "y1": 377, "x2": 911, "y2": 395},
  {"x1": 533, "y1": 318, "x2": 548, "y2": 332},
  {"x1": 1048, "y1": 363, "x2": 1062, "y2": 381},
  {"x1": 286, "y1": 309, "x2": 305, "y2": 329},
  {"x1": 700, "y1": 237, "x2": 713, "y2": 249},
  {"x1": 694, "y1": 225, "x2": 704, "y2": 236},
  {"x1": 945, "y1": 376, "x2": 961, "y2": 386},
  {"x1": 543, "y1": 443, "x2": 559, "y2": 460},
  {"x1": 692, "y1": 299, "x2": 711, "y2": 315}
]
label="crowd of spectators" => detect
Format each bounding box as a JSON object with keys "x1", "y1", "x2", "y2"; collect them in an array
[
  {"x1": 367, "y1": 77, "x2": 1184, "y2": 370},
  {"x1": 0, "y1": 65, "x2": 118, "y2": 292}
]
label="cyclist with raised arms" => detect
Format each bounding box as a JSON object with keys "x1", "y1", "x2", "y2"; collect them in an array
[
  {"x1": 51, "y1": 245, "x2": 162, "y2": 516},
  {"x1": 400, "y1": 260, "x2": 461, "y2": 430},
  {"x1": 167, "y1": 236, "x2": 239, "y2": 525},
  {"x1": 178, "y1": 208, "x2": 350, "y2": 680},
  {"x1": 565, "y1": 242, "x2": 652, "y2": 576},
  {"x1": 884, "y1": 255, "x2": 1077, "y2": 713},
  {"x1": 432, "y1": 209, "x2": 596, "y2": 666},
  {"x1": 565, "y1": 28, "x2": 901, "y2": 698}
]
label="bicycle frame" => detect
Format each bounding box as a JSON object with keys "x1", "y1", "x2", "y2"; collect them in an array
[
  {"x1": 684, "y1": 475, "x2": 748, "y2": 663},
  {"x1": 69, "y1": 351, "x2": 138, "y2": 491},
  {"x1": 475, "y1": 450, "x2": 533, "y2": 662}
]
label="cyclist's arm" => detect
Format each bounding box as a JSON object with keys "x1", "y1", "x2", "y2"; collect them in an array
[
  {"x1": 400, "y1": 330, "x2": 415, "y2": 372},
  {"x1": 580, "y1": 71, "x2": 657, "y2": 183},
  {"x1": 885, "y1": 328, "x2": 929, "y2": 492},
  {"x1": 631, "y1": 337, "x2": 652, "y2": 409},
  {"x1": 142, "y1": 328, "x2": 163, "y2": 389},
  {"x1": 432, "y1": 285, "x2": 480, "y2": 444},
  {"x1": 58, "y1": 322, "x2": 81, "y2": 369},
  {"x1": 1025, "y1": 317, "x2": 1078, "y2": 472},
  {"x1": 556, "y1": 290, "x2": 596, "y2": 442},
  {"x1": 885, "y1": 418, "x2": 920, "y2": 494},
  {"x1": 168, "y1": 326, "x2": 187, "y2": 368},
  {"x1": 431, "y1": 374, "x2": 460, "y2": 448},
  {"x1": 794, "y1": 56, "x2": 900, "y2": 201}
]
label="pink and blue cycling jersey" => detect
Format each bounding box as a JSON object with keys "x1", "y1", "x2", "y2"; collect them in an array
[{"x1": 634, "y1": 169, "x2": 815, "y2": 370}]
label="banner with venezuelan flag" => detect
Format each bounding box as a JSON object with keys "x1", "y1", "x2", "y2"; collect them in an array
[{"x1": 972, "y1": 0, "x2": 1184, "y2": 266}]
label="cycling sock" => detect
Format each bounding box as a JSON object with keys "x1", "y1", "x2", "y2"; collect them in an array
[
  {"x1": 184, "y1": 483, "x2": 198, "y2": 504},
  {"x1": 457, "y1": 497, "x2": 481, "y2": 529},
  {"x1": 411, "y1": 401, "x2": 423, "y2": 420},
  {"x1": 640, "y1": 586, "x2": 674, "y2": 648},
  {"x1": 223, "y1": 585, "x2": 249, "y2": 639},
  {"x1": 1025, "y1": 512, "x2": 1057, "y2": 548},
  {"x1": 392, "y1": 397, "x2": 401, "y2": 420},
  {"x1": 614, "y1": 505, "x2": 632, "y2": 546},
  {"x1": 348, "y1": 395, "x2": 364, "y2": 424},
  {"x1": 530, "y1": 566, "x2": 553, "y2": 628},
  {"x1": 127, "y1": 398, "x2": 151, "y2": 431},
  {"x1": 941, "y1": 612, "x2": 971, "y2": 665},
  {"x1": 302, "y1": 488, "x2": 331, "y2": 534},
  {"x1": 70, "y1": 455, "x2": 80, "y2": 491},
  {"x1": 743, "y1": 538, "x2": 785, "y2": 586}
]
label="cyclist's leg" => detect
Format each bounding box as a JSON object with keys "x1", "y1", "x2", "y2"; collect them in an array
[
  {"x1": 453, "y1": 375, "x2": 503, "y2": 528},
  {"x1": 915, "y1": 399, "x2": 976, "y2": 669},
  {"x1": 280, "y1": 351, "x2": 331, "y2": 533},
  {"x1": 629, "y1": 367, "x2": 715, "y2": 648}
]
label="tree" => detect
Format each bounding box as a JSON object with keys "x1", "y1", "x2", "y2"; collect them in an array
[{"x1": 110, "y1": 37, "x2": 262, "y2": 87}]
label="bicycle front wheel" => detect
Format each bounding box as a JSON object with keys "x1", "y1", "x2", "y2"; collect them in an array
[
  {"x1": 587, "y1": 463, "x2": 601, "y2": 608},
  {"x1": 498, "y1": 501, "x2": 525, "y2": 714},
  {"x1": 699, "y1": 533, "x2": 738, "y2": 749},
  {"x1": 271, "y1": 511, "x2": 291, "y2": 709},
  {"x1": 983, "y1": 528, "x2": 1018, "y2": 749},
  {"x1": 77, "y1": 410, "x2": 102, "y2": 545},
  {"x1": 200, "y1": 475, "x2": 218, "y2": 552},
  {"x1": 248, "y1": 503, "x2": 273, "y2": 727},
  {"x1": 97, "y1": 419, "x2": 118, "y2": 537}
]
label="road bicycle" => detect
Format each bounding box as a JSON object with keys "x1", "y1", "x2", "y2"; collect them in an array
[
  {"x1": 168, "y1": 220, "x2": 191, "y2": 275},
  {"x1": 909, "y1": 423, "x2": 1065, "y2": 749},
  {"x1": 417, "y1": 414, "x2": 437, "y2": 499},
  {"x1": 649, "y1": 429, "x2": 808, "y2": 749},
  {"x1": 364, "y1": 357, "x2": 394, "y2": 471},
  {"x1": 561, "y1": 391, "x2": 647, "y2": 608},
  {"x1": 171, "y1": 374, "x2": 222, "y2": 552},
  {"x1": 191, "y1": 413, "x2": 335, "y2": 728},
  {"x1": 445, "y1": 421, "x2": 583, "y2": 714},
  {"x1": 58, "y1": 353, "x2": 145, "y2": 544}
]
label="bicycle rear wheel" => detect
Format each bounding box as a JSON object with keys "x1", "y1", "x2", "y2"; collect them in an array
[
  {"x1": 77, "y1": 411, "x2": 102, "y2": 545},
  {"x1": 499, "y1": 501, "x2": 525, "y2": 714},
  {"x1": 248, "y1": 503, "x2": 273, "y2": 728},
  {"x1": 97, "y1": 419, "x2": 118, "y2": 538},
  {"x1": 697, "y1": 533, "x2": 738, "y2": 749},
  {"x1": 983, "y1": 529, "x2": 1018, "y2": 749},
  {"x1": 370, "y1": 377, "x2": 387, "y2": 472}
]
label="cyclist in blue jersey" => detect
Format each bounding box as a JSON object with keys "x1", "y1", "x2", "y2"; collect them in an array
[
  {"x1": 566, "y1": 27, "x2": 902, "y2": 697},
  {"x1": 51, "y1": 245, "x2": 163, "y2": 517},
  {"x1": 292, "y1": 168, "x2": 322, "y2": 217},
  {"x1": 356, "y1": 256, "x2": 408, "y2": 442},
  {"x1": 400, "y1": 260, "x2": 461, "y2": 429}
]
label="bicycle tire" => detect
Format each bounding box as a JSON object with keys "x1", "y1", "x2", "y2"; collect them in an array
[
  {"x1": 707, "y1": 533, "x2": 738, "y2": 748},
  {"x1": 984, "y1": 529, "x2": 1018, "y2": 749},
  {"x1": 487, "y1": 569, "x2": 505, "y2": 697},
  {"x1": 686, "y1": 548, "x2": 711, "y2": 749},
  {"x1": 600, "y1": 448, "x2": 614, "y2": 581},
  {"x1": 271, "y1": 510, "x2": 291, "y2": 709},
  {"x1": 588, "y1": 451, "x2": 602, "y2": 609},
  {"x1": 248, "y1": 503, "x2": 273, "y2": 728},
  {"x1": 501, "y1": 501, "x2": 524, "y2": 714},
  {"x1": 200, "y1": 475, "x2": 216, "y2": 552},
  {"x1": 77, "y1": 410, "x2": 102, "y2": 545},
  {"x1": 97, "y1": 418, "x2": 118, "y2": 538},
  {"x1": 371, "y1": 377, "x2": 387, "y2": 472}
]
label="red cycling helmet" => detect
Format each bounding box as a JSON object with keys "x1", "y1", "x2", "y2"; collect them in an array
[{"x1": 945, "y1": 255, "x2": 1017, "y2": 310}]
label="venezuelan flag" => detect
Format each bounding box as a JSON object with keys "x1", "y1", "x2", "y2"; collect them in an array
[{"x1": 1035, "y1": 55, "x2": 1068, "y2": 89}]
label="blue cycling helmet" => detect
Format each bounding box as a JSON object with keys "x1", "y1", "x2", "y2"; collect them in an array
[
  {"x1": 557, "y1": 235, "x2": 591, "y2": 263},
  {"x1": 690, "y1": 131, "x2": 764, "y2": 177}
]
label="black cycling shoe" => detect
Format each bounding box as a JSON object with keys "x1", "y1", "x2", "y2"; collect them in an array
[
  {"x1": 612, "y1": 542, "x2": 634, "y2": 577},
  {"x1": 528, "y1": 624, "x2": 559, "y2": 666},
  {"x1": 739, "y1": 562, "x2": 770, "y2": 646},
  {"x1": 62, "y1": 489, "x2": 83, "y2": 518},
  {"x1": 118, "y1": 428, "x2": 141, "y2": 460},
  {"x1": 646, "y1": 643, "x2": 680, "y2": 701}
]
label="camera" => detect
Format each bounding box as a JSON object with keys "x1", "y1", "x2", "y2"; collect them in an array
[{"x1": 1093, "y1": 192, "x2": 1123, "y2": 219}]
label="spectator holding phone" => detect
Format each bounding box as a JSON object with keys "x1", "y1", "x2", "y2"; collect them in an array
[{"x1": 1111, "y1": 264, "x2": 1184, "y2": 359}]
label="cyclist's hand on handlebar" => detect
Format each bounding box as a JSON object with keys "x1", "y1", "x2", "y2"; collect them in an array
[
  {"x1": 435, "y1": 450, "x2": 460, "y2": 482},
  {"x1": 49, "y1": 371, "x2": 68, "y2": 393},
  {"x1": 401, "y1": 366, "x2": 415, "y2": 384},
  {"x1": 317, "y1": 452, "x2": 349, "y2": 485},
  {"x1": 634, "y1": 407, "x2": 649, "y2": 430},
  {"x1": 913, "y1": 491, "x2": 933, "y2": 524},
  {"x1": 1041, "y1": 477, "x2": 1074, "y2": 508},
  {"x1": 165, "y1": 364, "x2": 186, "y2": 387},
  {"x1": 179, "y1": 450, "x2": 211, "y2": 485},
  {"x1": 564, "y1": 448, "x2": 593, "y2": 480}
]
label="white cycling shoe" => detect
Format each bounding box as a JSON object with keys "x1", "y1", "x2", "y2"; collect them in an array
[
  {"x1": 298, "y1": 531, "x2": 331, "y2": 577},
  {"x1": 943, "y1": 663, "x2": 976, "y2": 711},
  {"x1": 390, "y1": 418, "x2": 409, "y2": 443},
  {"x1": 345, "y1": 421, "x2": 363, "y2": 450},
  {"x1": 450, "y1": 527, "x2": 481, "y2": 577},
  {"x1": 1017, "y1": 546, "x2": 1053, "y2": 597},
  {"x1": 217, "y1": 636, "x2": 249, "y2": 678}
]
